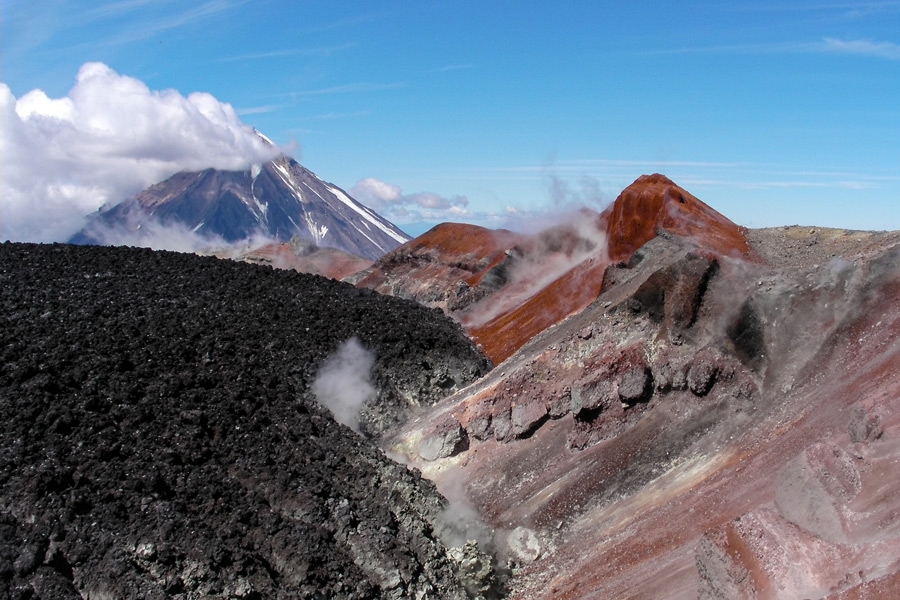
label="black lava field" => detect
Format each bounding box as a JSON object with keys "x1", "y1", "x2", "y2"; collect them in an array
[{"x1": 0, "y1": 242, "x2": 491, "y2": 599}]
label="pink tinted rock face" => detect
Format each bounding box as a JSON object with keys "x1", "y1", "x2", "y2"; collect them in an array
[{"x1": 391, "y1": 220, "x2": 900, "y2": 599}]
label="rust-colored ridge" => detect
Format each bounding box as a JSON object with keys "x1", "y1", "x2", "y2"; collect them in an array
[
  {"x1": 603, "y1": 173, "x2": 750, "y2": 262},
  {"x1": 467, "y1": 258, "x2": 608, "y2": 363},
  {"x1": 356, "y1": 222, "x2": 526, "y2": 290}
]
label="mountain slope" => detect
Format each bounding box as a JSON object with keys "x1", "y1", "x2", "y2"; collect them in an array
[
  {"x1": 0, "y1": 242, "x2": 492, "y2": 599},
  {"x1": 222, "y1": 236, "x2": 375, "y2": 280},
  {"x1": 358, "y1": 174, "x2": 750, "y2": 363},
  {"x1": 389, "y1": 208, "x2": 900, "y2": 599},
  {"x1": 71, "y1": 155, "x2": 411, "y2": 261}
]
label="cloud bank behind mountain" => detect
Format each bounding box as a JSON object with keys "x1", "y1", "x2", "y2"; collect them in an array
[{"x1": 1, "y1": 62, "x2": 280, "y2": 243}]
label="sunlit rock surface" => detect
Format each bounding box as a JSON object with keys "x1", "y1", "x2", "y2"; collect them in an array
[
  {"x1": 8, "y1": 172, "x2": 900, "y2": 599},
  {"x1": 216, "y1": 236, "x2": 374, "y2": 280},
  {"x1": 358, "y1": 174, "x2": 749, "y2": 365},
  {"x1": 389, "y1": 193, "x2": 900, "y2": 598}
]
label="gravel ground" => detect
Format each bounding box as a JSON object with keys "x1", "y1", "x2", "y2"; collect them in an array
[
  {"x1": 0, "y1": 242, "x2": 492, "y2": 599},
  {"x1": 745, "y1": 226, "x2": 900, "y2": 269}
]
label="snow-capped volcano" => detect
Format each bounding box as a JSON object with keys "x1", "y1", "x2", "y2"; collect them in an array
[{"x1": 70, "y1": 153, "x2": 411, "y2": 260}]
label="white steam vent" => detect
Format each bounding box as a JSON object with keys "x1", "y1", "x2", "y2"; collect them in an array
[{"x1": 311, "y1": 337, "x2": 375, "y2": 433}]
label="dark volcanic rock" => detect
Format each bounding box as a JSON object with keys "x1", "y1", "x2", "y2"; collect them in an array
[{"x1": 0, "y1": 242, "x2": 491, "y2": 599}]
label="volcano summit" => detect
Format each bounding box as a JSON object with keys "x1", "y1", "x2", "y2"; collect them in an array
[{"x1": 71, "y1": 151, "x2": 410, "y2": 261}]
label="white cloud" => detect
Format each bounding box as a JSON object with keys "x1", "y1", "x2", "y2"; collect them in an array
[
  {"x1": 659, "y1": 37, "x2": 900, "y2": 61},
  {"x1": 352, "y1": 177, "x2": 403, "y2": 206},
  {"x1": 0, "y1": 62, "x2": 281, "y2": 242},
  {"x1": 350, "y1": 177, "x2": 470, "y2": 222},
  {"x1": 822, "y1": 37, "x2": 900, "y2": 60}
]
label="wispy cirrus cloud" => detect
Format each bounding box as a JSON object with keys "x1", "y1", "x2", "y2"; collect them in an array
[
  {"x1": 661, "y1": 37, "x2": 900, "y2": 61},
  {"x1": 277, "y1": 82, "x2": 408, "y2": 98},
  {"x1": 215, "y1": 42, "x2": 358, "y2": 63},
  {"x1": 235, "y1": 104, "x2": 286, "y2": 116},
  {"x1": 78, "y1": 0, "x2": 176, "y2": 22},
  {"x1": 676, "y1": 178, "x2": 881, "y2": 191},
  {"x1": 3, "y1": 0, "x2": 245, "y2": 71},
  {"x1": 820, "y1": 37, "x2": 900, "y2": 59},
  {"x1": 100, "y1": 0, "x2": 248, "y2": 45},
  {"x1": 299, "y1": 110, "x2": 373, "y2": 121}
]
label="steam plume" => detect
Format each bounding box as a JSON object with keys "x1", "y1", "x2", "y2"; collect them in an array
[{"x1": 311, "y1": 338, "x2": 375, "y2": 433}]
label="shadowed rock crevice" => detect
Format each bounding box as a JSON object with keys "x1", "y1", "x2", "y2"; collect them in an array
[{"x1": 726, "y1": 298, "x2": 767, "y2": 372}]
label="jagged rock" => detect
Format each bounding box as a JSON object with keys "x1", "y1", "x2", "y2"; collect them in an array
[
  {"x1": 687, "y1": 354, "x2": 718, "y2": 396},
  {"x1": 0, "y1": 243, "x2": 486, "y2": 599},
  {"x1": 448, "y1": 541, "x2": 498, "y2": 599},
  {"x1": 618, "y1": 366, "x2": 650, "y2": 402},
  {"x1": 511, "y1": 399, "x2": 548, "y2": 438},
  {"x1": 419, "y1": 416, "x2": 469, "y2": 461},
  {"x1": 570, "y1": 375, "x2": 617, "y2": 415},
  {"x1": 849, "y1": 404, "x2": 885, "y2": 444},
  {"x1": 727, "y1": 299, "x2": 767, "y2": 372},
  {"x1": 651, "y1": 350, "x2": 689, "y2": 391},
  {"x1": 546, "y1": 387, "x2": 571, "y2": 419},
  {"x1": 467, "y1": 414, "x2": 493, "y2": 441},
  {"x1": 507, "y1": 527, "x2": 542, "y2": 566},
  {"x1": 492, "y1": 408, "x2": 514, "y2": 442}
]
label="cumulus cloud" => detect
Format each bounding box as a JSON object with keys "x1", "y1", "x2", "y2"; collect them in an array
[
  {"x1": 0, "y1": 62, "x2": 281, "y2": 242},
  {"x1": 311, "y1": 338, "x2": 376, "y2": 433},
  {"x1": 350, "y1": 177, "x2": 470, "y2": 222}
]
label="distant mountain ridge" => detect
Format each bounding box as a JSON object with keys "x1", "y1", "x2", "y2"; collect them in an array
[{"x1": 71, "y1": 153, "x2": 411, "y2": 261}]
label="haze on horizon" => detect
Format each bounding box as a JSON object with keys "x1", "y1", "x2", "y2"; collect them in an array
[{"x1": 2, "y1": 0, "x2": 899, "y2": 242}]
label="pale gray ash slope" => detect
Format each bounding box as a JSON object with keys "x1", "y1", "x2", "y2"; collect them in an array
[
  {"x1": 70, "y1": 155, "x2": 410, "y2": 261},
  {"x1": 0, "y1": 242, "x2": 493, "y2": 599}
]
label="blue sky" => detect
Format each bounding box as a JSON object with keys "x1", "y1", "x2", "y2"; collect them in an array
[{"x1": 2, "y1": 0, "x2": 899, "y2": 240}]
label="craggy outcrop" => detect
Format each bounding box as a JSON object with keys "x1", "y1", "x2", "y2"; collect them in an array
[
  {"x1": 601, "y1": 173, "x2": 751, "y2": 262},
  {"x1": 0, "y1": 242, "x2": 492, "y2": 599},
  {"x1": 358, "y1": 175, "x2": 750, "y2": 365},
  {"x1": 354, "y1": 222, "x2": 527, "y2": 308},
  {"x1": 391, "y1": 219, "x2": 900, "y2": 600}
]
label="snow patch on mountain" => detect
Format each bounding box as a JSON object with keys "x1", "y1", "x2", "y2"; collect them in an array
[
  {"x1": 327, "y1": 185, "x2": 409, "y2": 246},
  {"x1": 70, "y1": 151, "x2": 412, "y2": 260}
]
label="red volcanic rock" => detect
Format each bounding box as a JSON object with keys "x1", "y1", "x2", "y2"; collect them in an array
[
  {"x1": 222, "y1": 237, "x2": 373, "y2": 280},
  {"x1": 465, "y1": 256, "x2": 609, "y2": 364},
  {"x1": 357, "y1": 176, "x2": 751, "y2": 365},
  {"x1": 390, "y1": 225, "x2": 900, "y2": 600},
  {"x1": 356, "y1": 223, "x2": 526, "y2": 296},
  {"x1": 468, "y1": 174, "x2": 752, "y2": 363},
  {"x1": 357, "y1": 218, "x2": 610, "y2": 364},
  {"x1": 602, "y1": 173, "x2": 751, "y2": 262}
]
